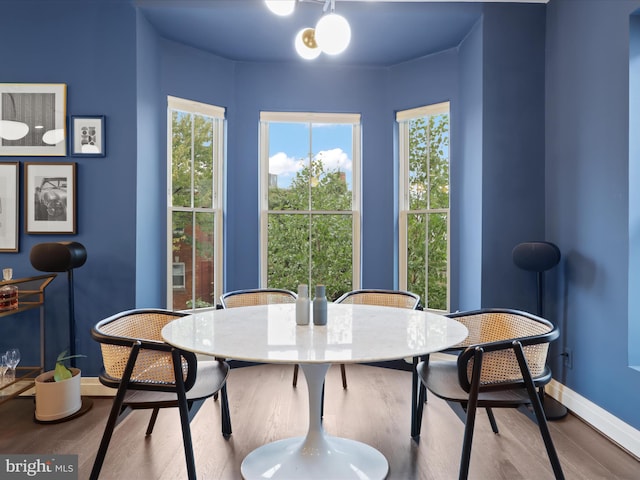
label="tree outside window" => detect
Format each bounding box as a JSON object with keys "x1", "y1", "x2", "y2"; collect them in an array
[
  {"x1": 399, "y1": 102, "x2": 450, "y2": 312},
  {"x1": 260, "y1": 113, "x2": 361, "y2": 301}
]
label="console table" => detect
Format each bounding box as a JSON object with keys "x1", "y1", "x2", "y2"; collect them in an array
[{"x1": 0, "y1": 273, "x2": 56, "y2": 404}]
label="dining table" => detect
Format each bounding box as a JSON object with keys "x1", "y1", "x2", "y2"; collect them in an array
[{"x1": 162, "y1": 302, "x2": 468, "y2": 480}]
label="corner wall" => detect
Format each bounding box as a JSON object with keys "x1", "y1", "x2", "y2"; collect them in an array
[{"x1": 546, "y1": 0, "x2": 640, "y2": 430}]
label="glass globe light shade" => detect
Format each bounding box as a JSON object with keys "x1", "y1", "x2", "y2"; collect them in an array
[
  {"x1": 315, "y1": 12, "x2": 351, "y2": 55},
  {"x1": 265, "y1": 0, "x2": 295, "y2": 16},
  {"x1": 295, "y1": 28, "x2": 321, "y2": 60}
]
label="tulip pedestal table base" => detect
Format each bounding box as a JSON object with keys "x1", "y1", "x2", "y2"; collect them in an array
[{"x1": 241, "y1": 364, "x2": 388, "y2": 480}]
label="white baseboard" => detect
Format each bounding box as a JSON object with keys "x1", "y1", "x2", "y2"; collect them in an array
[{"x1": 546, "y1": 379, "x2": 640, "y2": 460}]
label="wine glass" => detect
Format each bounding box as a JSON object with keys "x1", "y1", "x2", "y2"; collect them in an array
[
  {"x1": 0, "y1": 354, "x2": 7, "y2": 381},
  {"x1": 5, "y1": 348, "x2": 20, "y2": 376}
]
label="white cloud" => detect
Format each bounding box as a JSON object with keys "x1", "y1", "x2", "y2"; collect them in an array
[
  {"x1": 315, "y1": 148, "x2": 352, "y2": 172},
  {"x1": 268, "y1": 148, "x2": 352, "y2": 181},
  {"x1": 269, "y1": 151, "x2": 301, "y2": 176}
]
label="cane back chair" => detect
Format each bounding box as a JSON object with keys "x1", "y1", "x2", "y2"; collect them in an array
[
  {"x1": 414, "y1": 308, "x2": 564, "y2": 480},
  {"x1": 90, "y1": 309, "x2": 232, "y2": 480}
]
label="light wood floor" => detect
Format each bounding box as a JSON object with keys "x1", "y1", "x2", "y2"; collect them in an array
[{"x1": 0, "y1": 364, "x2": 637, "y2": 479}]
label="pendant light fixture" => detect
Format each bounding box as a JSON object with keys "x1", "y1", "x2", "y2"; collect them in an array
[
  {"x1": 265, "y1": 0, "x2": 351, "y2": 59},
  {"x1": 265, "y1": 0, "x2": 296, "y2": 16},
  {"x1": 315, "y1": 4, "x2": 351, "y2": 55}
]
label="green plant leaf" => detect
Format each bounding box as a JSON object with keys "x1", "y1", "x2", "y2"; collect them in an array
[
  {"x1": 53, "y1": 350, "x2": 86, "y2": 382},
  {"x1": 54, "y1": 362, "x2": 72, "y2": 382}
]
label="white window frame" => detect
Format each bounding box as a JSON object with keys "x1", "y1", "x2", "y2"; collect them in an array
[
  {"x1": 259, "y1": 111, "x2": 362, "y2": 289},
  {"x1": 166, "y1": 96, "x2": 225, "y2": 310},
  {"x1": 398, "y1": 101, "x2": 450, "y2": 312}
]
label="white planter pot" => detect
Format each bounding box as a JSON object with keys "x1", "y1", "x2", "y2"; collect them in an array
[{"x1": 34, "y1": 368, "x2": 82, "y2": 421}]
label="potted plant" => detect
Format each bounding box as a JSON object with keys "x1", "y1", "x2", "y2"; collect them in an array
[{"x1": 34, "y1": 350, "x2": 85, "y2": 422}]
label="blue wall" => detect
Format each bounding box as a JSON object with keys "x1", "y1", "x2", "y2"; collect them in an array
[
  {"x1": 457, "y1": 18, "x2": 484, "y2": 312},
  {"x1": 0, "y1": 1, "x2": 138, "y2": 373},
  {"x1": 546, "y1": 0, "x2": 640, "y2": 428},
  {"x1": 480, "y1": 4, "x2": 547, "y2": 311},
  {"x1": 630, "y1": 11, "x2": 640, "y2": 367}
]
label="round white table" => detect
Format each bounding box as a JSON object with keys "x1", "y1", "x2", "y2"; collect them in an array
[{"x1": 162, "y1": 303, "x2": 467, "y2": 480}]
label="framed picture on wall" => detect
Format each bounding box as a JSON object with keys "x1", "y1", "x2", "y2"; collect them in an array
[
  {"x1": 25, "y1": 162, "x2": 76, "y2": 234},
  {"x1": 70, "y1": 115, "x2": 105, "y2": 157},
  {"x1": 0, "y1": 83, "x2": 67, "y2": 156},
  {"x1": 0, "y1": 162, "x2": 19, "y2": 252}
]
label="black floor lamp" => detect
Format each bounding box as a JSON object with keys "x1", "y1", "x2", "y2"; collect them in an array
[
  {"x1": 30, "y1": 241, "x2": 87, "y2": 368},
  {"x1": 512, "y1": 241, "x2": 568, "y2": 420}
]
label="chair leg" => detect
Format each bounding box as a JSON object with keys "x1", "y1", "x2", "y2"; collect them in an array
[
  {"x1": 219, "y1": 384, "x2": 232, "y2": 438},
  {"x1": 459, "y1": 348, "x2": 484, "y2": 480},
  {"x1": 145, "y1": 407, "x2": 161, "y2": 436},
  {"x1": 340, "y1": 364, "x2": 347, "y2": 389},
  {"x1": 90, "y1": 343, "x2": 142, "y2": 480},
  {"x1": 411, "y1": 356, "x2": 420, "y2": 439},
  {"x1": 486, "y1": 407, "x2": 499, "y2": 434},
  {"x1": 293, "y1": 364, "x2": 299, "y2": 387},
  {"x1": 172, "y1": 350, "x2": 197, "y2": 480},
  {"x1": 514, "y1": 344, "x2": 565, "y2": 480}
]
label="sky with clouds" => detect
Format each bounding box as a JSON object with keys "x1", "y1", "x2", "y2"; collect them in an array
[{"x1": 268, "y1": 122, "x2": 353, "y2": 188}]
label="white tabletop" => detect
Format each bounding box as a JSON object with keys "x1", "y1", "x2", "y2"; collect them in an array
[{"x1": 162, "y1": 303, "x2": 468, "y2": 364}]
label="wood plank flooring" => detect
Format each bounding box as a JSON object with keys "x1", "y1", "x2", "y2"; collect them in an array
[{"x1": 0, "y1": 364, "x2": 637, "y2": 479}]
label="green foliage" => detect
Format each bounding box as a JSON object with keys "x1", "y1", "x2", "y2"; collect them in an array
[
  {"x1": 405, "y1": 114, "x2": 449, "y2": 310},
  {"x1": 53, "y1": 350, "x2": 86, "y2": 382},
  {"x1": 267, "y1": 158, "x2": 352, "y2": 301}
]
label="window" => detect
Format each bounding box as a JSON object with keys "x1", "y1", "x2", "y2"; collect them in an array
[
  {"x1": 398, "y1": 102, "x2": 450, "y2": 312},
  {"x1": 167, "y1": 96, "x2": 224, "y2": 310},
  {"x1": 172, "y1": 262, "x2": 186, "y2": 289},
  {"x1": 259, "y1": 112, "x2": 361, "y2": 301}
]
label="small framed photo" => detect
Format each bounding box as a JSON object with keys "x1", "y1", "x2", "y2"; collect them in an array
[
  {"x1": 70, "y1": 115, "x2": 105, "y2": 157},
  {"x1": 0, "y1": 83, "x2": 67, "y2": 156},
  {"x1": 25, "y1": 162, "x2": 76, "y2": 234},
  {"x1": 0, "y1": 162, "x2": 19, "y2": 251}
]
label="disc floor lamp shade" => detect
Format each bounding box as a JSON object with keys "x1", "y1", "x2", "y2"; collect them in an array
[
  {"x1": 512, "y1": 241, "x2": 567, "y2": 420},
  {"x1": 30, "y1": 242, "x2": 87, "y2": 367}
]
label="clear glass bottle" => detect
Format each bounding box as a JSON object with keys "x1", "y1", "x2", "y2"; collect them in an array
[
  {"x1": 0, "y1": 268, "x2": 18, "y2": 312},
  {"x1": 313, "y1": 285, "x2": 328, "y2": 326},
  {"x1": 296, "y1": 284, "x2": 310, "y2": 325}
]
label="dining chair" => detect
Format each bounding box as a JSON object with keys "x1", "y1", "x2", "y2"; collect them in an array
[
  {"x1": 220, "y1": 287, "x2": 300, "y2": 378},
  {"x1": 220, "y1": 288, "x2": 297, "y2": 309},
  {"x1": 90, "y1": 309, "x2": 232, "y2": 480},
  {"x1": 299, "y1": 288, "x2": 421, "y2": 391},
  {"x1": 413, "y1": 308, "x2": 564, "y2": 480}
]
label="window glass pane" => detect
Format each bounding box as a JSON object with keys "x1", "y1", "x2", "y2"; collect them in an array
[
  {"x1": 172, "y1": 111, "x2": 193, "y2": 208},
  {"x1": 194, "y1": 115, "x2": 214, "y2": 209},
  {"x1": 429, "y1": 114, "x2": 449, "y2": 210},
  {"x1": 172, "y1": 263, "x2": 185, "y2": 288},
  {"x1": 171, "y1": 210, "x2": 192, "y2": 310},
  {"x1": 267, "y1": 213, "x2": 310, "y2": 289},
  {"x1": 427, "y1": 212, "x2": 448, "y2": 311},
  {"x1": 409, "y1": 117, "x2": 429, "y2": 211},
  {"x1": 268, "y1": 122, "x2": 310, "y2": 211},
  {"x1": 311, "y1": 123, "x2": 353, "y2": 211},
  {"x1": 193, "y1": 211, "x2": 215, "y2": 308},
  {"x1": 407, "y1": 213, "x2": 427, "y2": 304},
  {"x1": 311, "y1": 214, "x2": 352, "y2": 301}
]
